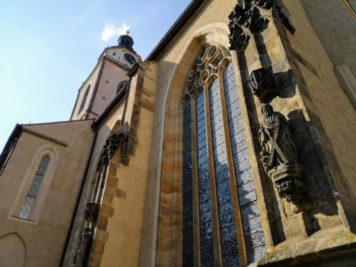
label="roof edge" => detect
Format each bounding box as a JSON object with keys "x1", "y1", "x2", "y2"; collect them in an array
[
  {"x1": 145, "y1": 0, "x2": 205, "y2": 61},
  {"x1": 0, "y1": 124, "x2": 22, "y2": 173}
]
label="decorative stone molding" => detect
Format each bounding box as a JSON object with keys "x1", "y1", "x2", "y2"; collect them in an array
[
  {"x1": 184, "y1": 44, "x2": 230, "y2": 95},
  {"x1": 72, "y1": 203, "x2": 100, "y2": 267},
  {"x1": 72, "y1": 123, "x2": 131, "y2": 266},
  {"x1": 248, "y1": 67, "x2": 278, "y2": 103},
  {"x1": 228, "y1": 1, "x2": 296, "y2": 52},
  {"x1": 100, "y1": 123, "x2": 130, "y2": 166},
  {"x1": 252, "y1": 0, "x2": 274, "y2": 9},
  {"x1": 228, "y1": 15, "x2": 250, "y2": 51},
  {"x1": 258, "y1": 104, "x2": 310, "y2": 211}
]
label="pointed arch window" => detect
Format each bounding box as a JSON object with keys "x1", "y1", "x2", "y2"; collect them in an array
[
  {"x1": 78, "y1": 84, "x2": 91, "y2": 114},
  {"x1": 182, "y1": 44, "x2": 266, "y2": 266},
  {"x1": 19, "y1": 155, "x2": 50, "y2": 219}
]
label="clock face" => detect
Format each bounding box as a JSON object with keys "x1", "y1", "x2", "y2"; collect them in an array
[{"x1": 124, "y1": 53, "x2": 136, "y2": 64}]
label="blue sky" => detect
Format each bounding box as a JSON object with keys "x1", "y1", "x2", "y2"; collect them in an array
[{"x1": 0, "y1": 0, "x2": 190, "y2": 150}]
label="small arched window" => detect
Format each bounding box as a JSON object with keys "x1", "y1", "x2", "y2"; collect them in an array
[
  {"x1": 19, "y1": 155, "x2": 50, "y2": 219},
  {"x1": 78, "y1": 84, "x2": 91, "y2": 114}
]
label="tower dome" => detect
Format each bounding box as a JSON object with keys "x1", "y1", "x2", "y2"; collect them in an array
[{"x1": 118, "y1": 32, "x2": 134, "y2": 51}]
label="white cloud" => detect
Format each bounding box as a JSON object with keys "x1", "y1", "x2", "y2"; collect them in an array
[{"x1": 101, "y1": 23, "x2": 130, "y2": 42}]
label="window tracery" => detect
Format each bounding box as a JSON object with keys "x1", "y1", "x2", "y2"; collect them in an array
[
  {"x1": 182, "y1": 44, "x2": 266, "y2": 266},
  {"x1": 19, "y1": 155, "x2": 50, "y2": 219}
]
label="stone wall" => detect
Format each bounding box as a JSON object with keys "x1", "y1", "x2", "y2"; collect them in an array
[
  {"x1": 280, "y1": 0, "x2": 356, "y2": 229},
  {"x1": 0, "y1": 120, "x2": 94, "y2": 267},
  {"x1": 61, "y1": 102, "x2": 125, "y2": 266},
  {"x1": 149, "y1": 0, "x2": 356, "y2": 265},
  {"x1": 88, "y1": 62, "x2": 158, "y2": 267}
]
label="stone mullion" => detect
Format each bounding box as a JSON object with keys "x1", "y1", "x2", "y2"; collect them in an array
[
  {"x1": 203, "y1": 83, "x2": 223, "y2": 267},
  {"x1": 190, "y1": 96, "x2": 201, "y2": 267},
  {"x1": 89, "y1": 169, "x2": 102, "y2": 203},
  {"x1": 96, "y1": 163, "x2": 110, "y2": 205},
  {"x1": 217, "y1": 69, "x2": 248, "y2": 265}
]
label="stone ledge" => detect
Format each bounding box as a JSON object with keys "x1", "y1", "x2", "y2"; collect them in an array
[{"x1": 257, "y1": 228, "x2": 356, "y2": 266}]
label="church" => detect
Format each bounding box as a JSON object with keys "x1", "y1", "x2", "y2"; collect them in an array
[{"x1": 1, "y1": 0, "x2": 356, "y2": 266}]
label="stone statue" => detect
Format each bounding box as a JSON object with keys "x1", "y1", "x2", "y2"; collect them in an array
[
  {"x1": 259, "y1": 103, "x2": 297, "y2": 170},
  {"x1": 259, "y1": 104, "x2": 309, "y2": 209}
]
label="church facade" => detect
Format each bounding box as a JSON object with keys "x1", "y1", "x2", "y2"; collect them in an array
[{"x1": 1, "y1": 0, "x2": 356, "y2": 266}]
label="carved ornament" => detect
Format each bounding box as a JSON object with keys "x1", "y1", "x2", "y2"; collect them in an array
[{"x1": 184, "y1": 44, "x2": 230, "y2": 96}]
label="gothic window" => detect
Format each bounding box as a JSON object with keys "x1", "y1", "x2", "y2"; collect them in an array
[
  {"x1": 182, "y1": 44, "x2": 266, "y2": 266},
  {"x1": 19, "y1": 155, "x2": 50, "y2": 219},
  {"x1": 78, "y1": 84, "x2": 91, "y2": 114}
]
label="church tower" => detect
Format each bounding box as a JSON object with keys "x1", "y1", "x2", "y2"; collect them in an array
[{"x1": 70, "y1": 33, "x2": 141, "y2": 121}]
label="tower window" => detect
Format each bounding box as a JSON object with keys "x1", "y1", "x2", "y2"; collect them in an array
[
  {"x1": 78, "y1": 84, "x2": 91, "y2": 114},
  {"x1": 19, "y1": 155, "x2": 50, "y2": 219},
  {"x1": 116, "y1": 80, "x2": 129, "y2": 95},
  {"x1": 182, "y1": 45, "x2": 266, "y2": 266}
]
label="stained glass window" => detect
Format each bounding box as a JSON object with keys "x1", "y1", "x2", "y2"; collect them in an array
[
  {"x1": 223, "y1": 63, "x2": 266, "y2": 262},
  {"x1": 209, "y1": 79, "x2": 240, "y2": 266},
  {"x1": 182, "y1": 45, "x2": 266, "y2": 266},
  {"x1": 196, "y1": 90, "x2": 215, "y2": 266},
  {"x1": 182, "y1": 97, "x2": 194, "y2": 267},
  {"x1": 19, "y1": 155, "x2": 50, "y2": 219}
]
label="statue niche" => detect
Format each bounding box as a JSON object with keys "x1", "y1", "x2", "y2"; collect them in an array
[{"x1": 258, "y1": 103, "x2": 310, "y2": 211}]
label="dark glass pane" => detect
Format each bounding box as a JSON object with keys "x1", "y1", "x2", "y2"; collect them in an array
[
  {"x1": 182, "y1": 98, "x2": 194, "y2": 267},
  {"x1": 196, "y1": 91, "x2": 215, "y2": 267},
  {"x1": 209, "y1": 79, "x2": 239, "y2": 267},
  {"x1": 19, "y1": 155, "x2": 50, "y2": 219},
  {"x1": 223, "y1": 63, "x2": 266, "y2": 263}
]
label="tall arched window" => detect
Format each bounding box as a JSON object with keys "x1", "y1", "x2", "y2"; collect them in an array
[
  {"x1": 19, "y1": 155, "x2": 50, "y2": 219},
  {"x1": 182, "y1": 44, "x2": 266, "y2": 266},
  {"x1": 78, "y1": 84, "x2": 91, "y2": 114}
]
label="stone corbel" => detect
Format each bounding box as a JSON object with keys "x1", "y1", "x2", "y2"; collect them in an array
[{"x1": 248, "y1": 67, "x2": 279, "y2": 103}]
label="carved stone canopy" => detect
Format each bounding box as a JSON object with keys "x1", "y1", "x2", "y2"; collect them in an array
[
  {"x1": 228, "y1": 1, "x2": 272, "y2": 51},
  {"x1": 184, "y1": 44, "x2": 230, "y2": 96},
  {"x1": 248, "y1": 67, "x2": 279, "y2": 103}
]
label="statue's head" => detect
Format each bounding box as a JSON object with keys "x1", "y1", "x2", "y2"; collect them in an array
[{"x1": 261, "y1": 103, "x2": 273, "y2": 118}]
